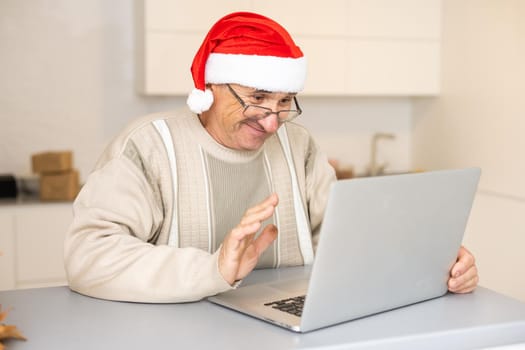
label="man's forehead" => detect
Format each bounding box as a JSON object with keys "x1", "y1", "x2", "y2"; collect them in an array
[{"x1": 244, "y1": 86, "x2": 297, "y2": 97}]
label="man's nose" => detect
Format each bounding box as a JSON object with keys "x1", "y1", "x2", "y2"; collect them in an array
[{"x1": 258, "y1": 113, "x2": 280, "y2": 133}]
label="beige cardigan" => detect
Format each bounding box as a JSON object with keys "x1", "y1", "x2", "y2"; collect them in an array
[{"x1": 64, "y1": 108, "x2": 336, "y2": 302}]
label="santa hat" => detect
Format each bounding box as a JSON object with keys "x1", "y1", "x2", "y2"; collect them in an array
[{"x1": 187, "y1": 12, "x2": 307, "y2": 114}]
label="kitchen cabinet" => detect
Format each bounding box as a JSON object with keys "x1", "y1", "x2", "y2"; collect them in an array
[
  {"x1": 138, "y1": 0, "x2": 441, "y2": 96},
  {"x1": 144, "y1": 0, "x2": 251, "y2": 32},
  {"x1": 298, "y1": 38, "x2": 439, "y2": 95},
  {"x1": 0, "y1": 210, "x2": 15, "y2": 290},
  {"x1": 252, "y1": 0, "x2": 441, "y2": 38},
  {"x1": 0, "y1": 202, "x2": 72, "y2": 291},
  {"x1": 254, "y1": 0, "x2": 440, "y2": 95},
  {"x1": 139, "y1": 0, "x2": 251, "y2": 95}
]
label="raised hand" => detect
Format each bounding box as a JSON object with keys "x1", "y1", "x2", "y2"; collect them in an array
[{"x1": 218, "y1": 193, "x2": 279, "y2": 285}]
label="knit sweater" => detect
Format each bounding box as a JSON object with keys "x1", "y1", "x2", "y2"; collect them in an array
[{"x1": 64, "y1": 108, "x2": 336, "y2": 302}]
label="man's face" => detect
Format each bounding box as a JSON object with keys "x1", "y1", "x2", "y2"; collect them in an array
[{"x1": 201, "y1": 84, "x2": 296, "y2": 151}]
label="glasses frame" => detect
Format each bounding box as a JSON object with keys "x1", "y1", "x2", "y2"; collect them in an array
[{"x1": 226, "y1": 84, "x2": 302, "y2": 123}]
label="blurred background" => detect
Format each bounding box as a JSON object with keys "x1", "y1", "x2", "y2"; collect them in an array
[{"x1": 0, "y1": 1, "x2": 523, "y2": 302}]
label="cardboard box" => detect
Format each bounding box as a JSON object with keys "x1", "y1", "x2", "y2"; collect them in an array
[
  {"x1": 40, "y1": 170, "x2": 80, "y2": 201},
  {"x1": 32, "y1": 151, "x2": 73, "y2": 174}
]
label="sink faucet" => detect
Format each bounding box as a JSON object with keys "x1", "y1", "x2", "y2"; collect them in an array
[{"x1": 367, "y1": 132, "x2": 396, "y2": 176}]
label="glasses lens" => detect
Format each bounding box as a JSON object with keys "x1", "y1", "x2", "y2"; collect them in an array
[
  {"x1": 244, "y1": 105, "x2": 271, "y2": 119},
  {"x1": 278, "y1": 110, "x2": 299, "y2": 122},
  {"x1": 244, "y1": 106, "x2": 300, "y2": 123}
]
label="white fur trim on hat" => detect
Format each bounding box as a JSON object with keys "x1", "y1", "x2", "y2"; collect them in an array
[
  {"x1": 205, "y1": 53, "x2": 307, "y2": 92},
  {"x1": 187, "y1": 88, "x2": 214, "y2": 114}
]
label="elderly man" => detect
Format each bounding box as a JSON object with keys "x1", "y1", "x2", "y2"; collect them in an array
[{"x1": 64, "y1": 12, "x2": 478, "y2": 302}]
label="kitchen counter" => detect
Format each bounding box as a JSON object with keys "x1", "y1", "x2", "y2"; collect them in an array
[
  {"x1": 1, "y1": 266, "x2": 525, "y2": 349},
  {"x1": 0, "y1": 195, "x2": 73, "y2": 207},
  {"x1": 0, "y1": 202, "x2": 71, "y2": 291}
]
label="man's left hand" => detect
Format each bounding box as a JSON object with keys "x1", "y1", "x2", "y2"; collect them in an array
[{"x1": 448, "y1": 246, "x2": 479, "y2": 293}]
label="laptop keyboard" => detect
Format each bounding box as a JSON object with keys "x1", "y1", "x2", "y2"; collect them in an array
[{"x1": 264, "y1": 295, "x2": 305, "y2": 317}]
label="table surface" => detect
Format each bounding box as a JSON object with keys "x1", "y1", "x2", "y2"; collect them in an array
[{"x1": 1, "y1": 266, "x2": 525, "y2": 350}]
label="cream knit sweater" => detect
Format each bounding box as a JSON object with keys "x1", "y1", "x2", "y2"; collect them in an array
[{"x1": 64, "y1": 108, "x2": 336, "y2": 302}]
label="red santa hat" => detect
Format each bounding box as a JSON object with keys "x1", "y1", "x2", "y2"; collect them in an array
[{"x1": 187, "y1": 12, "x2": 307, "y2": 114}]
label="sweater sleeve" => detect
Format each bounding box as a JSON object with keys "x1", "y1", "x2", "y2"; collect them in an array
[
  {"x1": 304, "y1": 137, "x2": 337, "y2": 251},
  {"x1": 64, "y1": 157, "x2": 233, "y2": 303}
]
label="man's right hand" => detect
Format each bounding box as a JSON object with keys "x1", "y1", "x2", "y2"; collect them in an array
[{"x1": 218, "y1": 193, "x2": 279, "y2": 285}]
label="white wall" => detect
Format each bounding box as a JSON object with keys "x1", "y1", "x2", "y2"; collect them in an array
[
  {"x1": 300, "y1": 97, "x2": 412, "y2": 175},
  {"x1": 0, "y1": 0, "x2": 412, "y2": 183},
  {"x1": 0, "y1": 1, "x2": 181, "y2": 181},
  {"x1": 412, "y1": 0, "x2": 525, "y2": 301}
]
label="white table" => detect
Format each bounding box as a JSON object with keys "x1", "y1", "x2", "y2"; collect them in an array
[{"x1": 1, "y1": 266, "x2": 525, "y2": 349}]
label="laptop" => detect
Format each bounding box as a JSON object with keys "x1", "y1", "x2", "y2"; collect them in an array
[{"x1": 208, "y1": 167, "x2": 481, "y2": 332}]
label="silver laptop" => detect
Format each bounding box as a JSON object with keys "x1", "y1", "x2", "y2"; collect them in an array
[{"x1": 208, "y1": 167, "x2": 481, "y2": 332}]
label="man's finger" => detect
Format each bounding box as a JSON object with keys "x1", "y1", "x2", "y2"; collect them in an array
[
  {"x1": 449, "y1": 272, "x2": 479, "y2": 293},
  {"x1": 240, "y1": 204, "x2": 275, "y2": 226},
  {"x1": 253, "y1": 224, "x2": 278, "y2": 257},
  {"x1": 231, "y1": 222, "x2": 261, "y2": 239},
  {"x1": 245, "y1": 193, "x2": 279, "y2": 216},
  {"x1": 449, "y1": 264, "x2": 478, "y2": 291},
  {"x1": 450, "y1": 246, "x2": 475, "y2": 277}
]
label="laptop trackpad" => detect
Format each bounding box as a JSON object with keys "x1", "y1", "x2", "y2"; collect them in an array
[{"x1": 267, "y1": 278, "x2": 309, "y2": 294}]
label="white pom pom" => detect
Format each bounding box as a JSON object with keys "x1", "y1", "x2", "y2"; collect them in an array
[{"x1": 186, "y1": 88, "x2": 214, "y2": 114}]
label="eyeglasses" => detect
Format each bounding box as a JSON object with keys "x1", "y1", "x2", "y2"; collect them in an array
[{"x1": 226, "y1": 84, "x2": 302, "y2": 123}]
